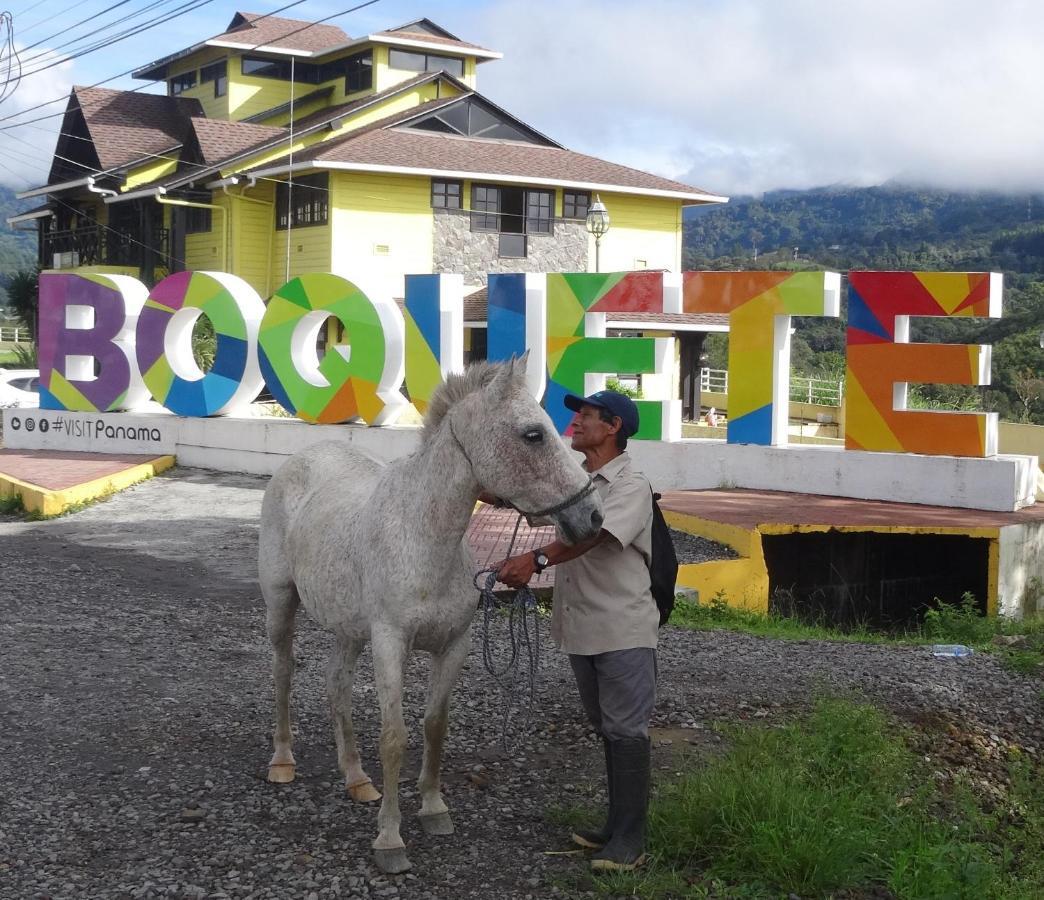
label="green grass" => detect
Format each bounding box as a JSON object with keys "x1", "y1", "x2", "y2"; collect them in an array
[
  {"x1": 565, "y1": 698, "x2": 1044, "y2": 899},
  {"x1": 0, "y1": 343, "x2": 35, "y2": 367},
  {"x1": 0, "y1": 495, "x2": 26, "y2": 515},
  {"x1": 671, "y1": 591, "x2": 914, "y2": 645},
  {"x1": 0, "y1": 481, "x2": 139, "y2": 521},
  {"x1": 673, "y1": 591, "x2": 1044, "y2": 675}
]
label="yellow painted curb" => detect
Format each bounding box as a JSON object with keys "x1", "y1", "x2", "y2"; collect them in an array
[
  {"x1": 665, "y1": 509, "x2": 770, "y2": 613},
  {"x1": 0, "y1": 455, "x2": 176, "y2": 516}
]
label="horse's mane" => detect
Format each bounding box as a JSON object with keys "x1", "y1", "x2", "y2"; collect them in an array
[{"x1": 421, "y1": 361, "x2": 505, "y2": 444}]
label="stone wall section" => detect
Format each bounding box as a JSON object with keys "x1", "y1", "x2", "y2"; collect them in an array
[{"x1": 432, "y1": 208, "x2": 588, "y2": 285}]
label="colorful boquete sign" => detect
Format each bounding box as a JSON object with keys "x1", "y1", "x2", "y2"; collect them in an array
[{"x1": 37, "y1": 268, "x2": 1002, "y2": 458}]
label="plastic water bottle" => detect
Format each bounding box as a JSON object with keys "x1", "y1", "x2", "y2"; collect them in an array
[{"x1": 931, "y1": 644, "x2": 974, "y2": 658}]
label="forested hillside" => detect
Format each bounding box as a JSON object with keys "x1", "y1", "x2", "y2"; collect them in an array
[
  {"x1": 683, "y1": 185, "x2": 1044, "y2": 424},
  {"x1": 0, "y1": 184, "x2": 38, "y2": 307}
]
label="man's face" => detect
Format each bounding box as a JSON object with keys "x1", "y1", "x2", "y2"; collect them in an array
[{"x1": 570, "y1": 403, "x2": 618, "y2": 452}]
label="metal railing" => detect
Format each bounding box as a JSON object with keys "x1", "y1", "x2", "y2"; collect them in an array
[
  {"x1": 700, "y1": 367, "x2": 844, "y2": 406},
  {"x1": 0, "y1": 326, "x2": 29, "y2": 342},
  {"x1": 791, "y1": 375, "x2": 845, "y2": 406},
  {"x1": 41, "y1": 225, "x2": 171, "y2": 272}
]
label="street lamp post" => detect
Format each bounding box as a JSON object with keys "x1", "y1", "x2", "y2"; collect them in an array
[{"x1": 585, "y1": 194, "x2": 610, "y2": 272}]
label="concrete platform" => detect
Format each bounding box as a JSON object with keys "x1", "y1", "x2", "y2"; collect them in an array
[
  {"x1": 0, "y1": 449, "x2": 175, "y2": 516},
  {"x1": 659, "y1": 489, "x2": 1044, "y2": 618}
]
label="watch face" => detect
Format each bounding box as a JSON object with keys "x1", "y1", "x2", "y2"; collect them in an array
[{"x1": 535, "y1": 552, "x2": 549, "y2": 568}]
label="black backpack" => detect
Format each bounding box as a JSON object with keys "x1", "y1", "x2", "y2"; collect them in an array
[{"x1": 648, "y1": 491, "x2": 679, "y2": 626}]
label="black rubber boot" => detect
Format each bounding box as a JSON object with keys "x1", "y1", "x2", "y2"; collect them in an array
[
  {"x1": 590, "y1": 737, "x2": 650, "y2": 871},
  {"x1": 571, "y1": 737, "x2": 613, "y2": 849}
]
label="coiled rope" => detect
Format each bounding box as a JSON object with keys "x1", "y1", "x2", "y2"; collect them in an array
[{"x1": 474, "y1": 511, "x2": 541, "y2": 752}]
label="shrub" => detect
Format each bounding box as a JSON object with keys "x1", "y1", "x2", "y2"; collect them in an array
[{"x1": 923, "y1": 593, "x2": 995, "y2": 646}]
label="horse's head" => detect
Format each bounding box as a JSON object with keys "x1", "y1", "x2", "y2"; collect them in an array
[{"x1": 444, "y1": 357, "x2": 604, "y2": 545}]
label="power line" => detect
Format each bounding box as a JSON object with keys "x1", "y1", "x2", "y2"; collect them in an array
[
  {"x1": 0, "y1": 0, "x2": 316, "y2": 127},
  {"x1": 15, "y1": 0, "x2": 177, "y2": 71},
  {"x1": 0, "y1": 11, "x2": 22, "y2": 104},
  {"x1": 6, "y1": 0, "x2": 54, "y2": 31},
  {"x1": 18, "y1": 0, "x2": 140, "y2": 56},
  {"x1": 12, "y1": 0, "x2": 217, "y2": 83}
]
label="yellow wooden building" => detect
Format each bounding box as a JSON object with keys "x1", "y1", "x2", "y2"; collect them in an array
[{"x1": 15, "y1": 11, "x2": 725, "y2": 301}]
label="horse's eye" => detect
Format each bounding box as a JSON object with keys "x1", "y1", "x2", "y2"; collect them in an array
[{"x1": 522, "y1": 428, "x2": 544, "y2": 444}]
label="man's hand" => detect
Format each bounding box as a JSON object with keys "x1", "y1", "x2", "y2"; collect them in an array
[{"x1": 496, "y1": 552, "x2": 537, "y2": 588}]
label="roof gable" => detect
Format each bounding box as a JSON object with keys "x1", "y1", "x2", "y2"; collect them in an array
[
  {"x1": 47, "y1": 94, "x2": 102, "y2": 184},
  {"x1": 65, "y1": 87, "x2": 201, "y2": 173},
  {"x1": 399, "y1": 95, "x2": 558, "y2": 146},
  {"x1": 387, "y1": 19, "x2": 461, "y2": 40}
]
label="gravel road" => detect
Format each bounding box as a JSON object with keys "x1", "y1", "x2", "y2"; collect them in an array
[{"x1": 1, "y1": 468, "x2": 1041, "y2": 900}]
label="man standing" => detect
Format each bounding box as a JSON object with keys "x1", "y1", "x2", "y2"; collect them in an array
[{"x1": 496, "y1": 389, "x2": 657, "y2": 872}]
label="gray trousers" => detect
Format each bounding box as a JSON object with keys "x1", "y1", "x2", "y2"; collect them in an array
[{"x1": 569, "y1": 648, "x2": 657, "y2": 740}]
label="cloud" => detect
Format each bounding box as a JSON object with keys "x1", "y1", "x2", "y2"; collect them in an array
[
  {"x1": 472, "y1": 0, "x2": 1044, "y2": 196},
  {"x1": 0, "y1": 45, "x2": 74, "y2": 191}
]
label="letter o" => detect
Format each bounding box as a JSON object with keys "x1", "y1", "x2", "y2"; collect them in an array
[{"x1": 136, "y1": 271, "x2": 265, "y2": 416}]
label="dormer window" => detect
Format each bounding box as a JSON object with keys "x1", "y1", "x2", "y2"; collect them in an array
[
  {"x1": 344, "y1": 50, "x2": 373, "y2": 93},
  {"x1": 388, "y1": 48, "x2": 463, "y2": 78},
  {"x1": 201, "y1": 60, "x2": 227, "y2": 98},
  {"x1": 169, "y1": 71, "x2": 196, "y2": 95},
  {"x1": 243, "y1": 56, "x2": 293, "y2": 80}
]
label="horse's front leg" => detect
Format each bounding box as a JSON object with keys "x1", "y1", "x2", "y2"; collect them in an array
[
  {"x1": 370, "y1": 628, "x2": 411, "y2": 874},
  {"x1": 417, "y1": 630, "x2": 470, "y2": 835}
]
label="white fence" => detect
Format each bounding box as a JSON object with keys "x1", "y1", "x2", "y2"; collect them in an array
[
  {"x1": 700, "y1": 368, "x2": 844, "y2": 406},
  {"x1": 0, "y1": 325, "x2": 30, "y2": 342}
]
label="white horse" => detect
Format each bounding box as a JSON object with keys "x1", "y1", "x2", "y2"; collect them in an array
[{"x1": 258, "y1": 358, "x2": 604, "y2": 873}]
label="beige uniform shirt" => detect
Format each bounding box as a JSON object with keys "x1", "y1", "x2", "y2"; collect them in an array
[{"x1": 550, "y1": 451, "x2": 658, "y2": 655}]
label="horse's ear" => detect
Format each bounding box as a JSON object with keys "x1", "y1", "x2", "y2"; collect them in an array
[{"x1": 490, "y1": 356, "x2": 524, "y2": 399}]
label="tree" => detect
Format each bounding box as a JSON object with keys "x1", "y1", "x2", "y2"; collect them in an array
[
  {"x1": 1012, "y1": 368, "x2": 1044, "y2": 423},
  {"x1": 6, "y1": 267, "x2": 38, "y2": 338}
]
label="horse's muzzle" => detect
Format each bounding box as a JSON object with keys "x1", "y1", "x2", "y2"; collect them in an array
[{"x1": 557, "y1": 498, "x2": 604, "y2": 545}]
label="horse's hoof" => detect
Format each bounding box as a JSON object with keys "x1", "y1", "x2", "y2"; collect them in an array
[
  {"x1": 348, "y1": 778, "x2": 382, "y2": 803},
  {"x1": 267, "y1": 763, "x2": 296, "y2": 784},
  {"x1": 373, "y1": 847, "x2": 411, "y2": 874},
  {"x1": 418, "y1": 811, "x2": 454, "y2": 835}
]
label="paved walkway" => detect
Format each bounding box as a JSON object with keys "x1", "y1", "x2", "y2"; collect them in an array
[
  {"x1": 659, "y1": 487, "x2": 1044, "y2": 528},
  {"x1": 0, "y1": 449, "x2": 169, "y2": 491},
  {"x1": 465, "y1": 504, "x2": 556, "y2": 588}
]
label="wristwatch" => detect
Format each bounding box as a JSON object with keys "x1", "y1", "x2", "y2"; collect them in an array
[{"x1": 532, "y1": 549, "x2": 550, "y2": 573}]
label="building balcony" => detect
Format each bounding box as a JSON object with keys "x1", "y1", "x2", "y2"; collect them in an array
[{"x1": 41, "y1": 226, "x2": 172, "y2": 282}]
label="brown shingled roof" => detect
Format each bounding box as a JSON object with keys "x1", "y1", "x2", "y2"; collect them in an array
[
  {"x1": 73, "y1": 86, "x2": 202, "y2": 171},
  {"x1": 212, "y1": 12, "x2": 350, "y2": 54},
  {"x1": 190, "y1": 117, "x2": 286, "y2": 166},
  {"x1": 373, "y1": 29, "x2": 497, "y2": 56},
  {"x1": 289, "y1": 126, "x2": 716, "y2": 198}
]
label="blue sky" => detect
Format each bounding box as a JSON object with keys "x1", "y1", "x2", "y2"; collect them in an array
[{"x1": 1, "y1": 0, "x2": 1042, "y2": 197}]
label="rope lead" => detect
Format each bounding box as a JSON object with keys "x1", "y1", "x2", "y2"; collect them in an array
[{"x1": 474, "y1": 512, "x2": 542, "y2": 752}]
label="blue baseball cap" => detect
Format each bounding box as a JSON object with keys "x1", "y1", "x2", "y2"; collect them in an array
[{"x1": 564, "y1": 389, "x2": 640, "y2": 437}]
